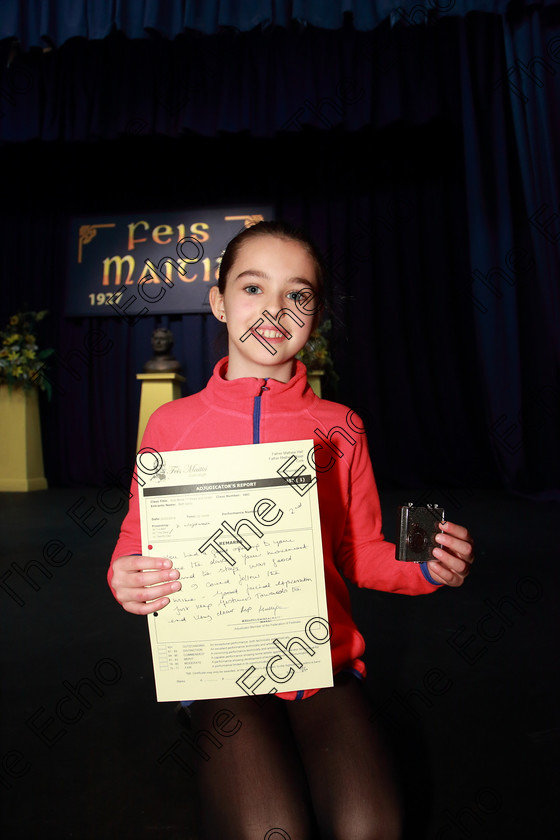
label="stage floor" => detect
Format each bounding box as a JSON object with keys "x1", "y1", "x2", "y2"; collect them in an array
[{"x1": 1, "y1": 487, "x2": 558, "y2": 839}]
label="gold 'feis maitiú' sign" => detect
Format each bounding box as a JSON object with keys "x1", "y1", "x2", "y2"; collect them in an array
[
  {"x1": 67, "y1": 208, "x2": 271, "y2": 316},
  {"x1": 78, "y1": 216, "x2": 264, "y2": 264},
  {"x1": 78, "y1": 224, "x2": 117, "y2": 263},
  {"x1": 224, "y1": 215, "x2": 264, "y2": 228}
]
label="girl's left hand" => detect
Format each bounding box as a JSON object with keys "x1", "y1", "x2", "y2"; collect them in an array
[{"x1": 425, "y1": 520, "x2": 474, "y2": 587}]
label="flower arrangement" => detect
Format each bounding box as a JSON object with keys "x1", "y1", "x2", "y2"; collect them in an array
[
  {"x1": 296, "y1": 319, "x2": 337, "y2": 382},
  {"x1": 0, "y1": 311, "x2": 54, "y2": 397}
]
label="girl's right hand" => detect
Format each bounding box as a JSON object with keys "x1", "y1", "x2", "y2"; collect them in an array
[{"x1": 110, "y1": 555, "x2": 181, "y2": 615}]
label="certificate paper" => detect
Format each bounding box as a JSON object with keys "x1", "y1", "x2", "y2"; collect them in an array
[{"x1": 140, "y1": 440, "x2": 333, "y2": 702}]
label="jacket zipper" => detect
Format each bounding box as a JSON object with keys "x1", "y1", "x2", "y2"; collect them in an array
[
  {"x1": 252, "y1": 379, "x2": 269, "y2": 443},
  {"x1": 252, "y1": 379, "x2": 305, "y2": 701}
]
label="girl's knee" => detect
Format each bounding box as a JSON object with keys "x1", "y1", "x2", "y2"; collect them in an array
[{"x1": 326, "y1": 806, "x2": 403, "y2": 840}]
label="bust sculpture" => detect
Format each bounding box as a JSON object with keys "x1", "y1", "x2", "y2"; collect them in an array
[{"x1": 143, "y1": 327, "x2": 182, "y2": 374}]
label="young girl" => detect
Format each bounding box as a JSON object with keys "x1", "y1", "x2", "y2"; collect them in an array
[{"x1": 108, "y1": 221, "x2": 474, "y2": 840}]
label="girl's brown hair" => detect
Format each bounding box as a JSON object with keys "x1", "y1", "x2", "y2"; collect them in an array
[{"x1": 217, "y1": 221, "x2": 326, "y2": 314}]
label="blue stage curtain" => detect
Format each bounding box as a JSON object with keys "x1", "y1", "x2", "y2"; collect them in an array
[
  {"x1": 458, "y1": 9, "x2": 560, "y2": 497},
  {"x1": 2, "y1": 7, "x2": 560, "y2": 143},
  {"x1": 0, "y1": 7, "x2": 558, "y2": 498},
  {"x1": 1, "y1": 22, "x2": 465, "y2": 142},
  {"x1": 2, "y1": 1, "x2": 555, "y2": 47}
]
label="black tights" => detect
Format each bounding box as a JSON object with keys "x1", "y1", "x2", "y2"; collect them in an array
[{"x1": 189, "y1": 674, "x2": 402, "y2": 840}]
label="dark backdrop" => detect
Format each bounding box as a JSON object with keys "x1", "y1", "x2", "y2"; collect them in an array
[{"x1": 1, "y1": 7, "x2": 558, "y2": 499}]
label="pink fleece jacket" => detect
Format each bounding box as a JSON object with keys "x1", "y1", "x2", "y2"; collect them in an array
[{"x1": 109, "y1": 357, "x2": 440, "y2": 700}]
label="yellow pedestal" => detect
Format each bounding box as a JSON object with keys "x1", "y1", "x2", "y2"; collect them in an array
[
  {"x1": 307, "y1": 371, "x2": 324, "y2": 398},
  {"x1": 0, "y1": 385, "x2": 48, "y2": 491},
  {"x1": 136, "y1": 373, "x2": 185, "y2": 449}
]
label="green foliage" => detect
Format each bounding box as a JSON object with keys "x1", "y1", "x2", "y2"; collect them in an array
[
  {"x1": 0, "y1": 311, "x2": 54, "y2": 399},
  {"x1": 296, "y1": 319, "x2": 338, "y2": 383}
]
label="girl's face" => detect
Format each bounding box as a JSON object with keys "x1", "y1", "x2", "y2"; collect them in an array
[{"x1": 210, "y1": 235, "x2": 318, "y2": 381}]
